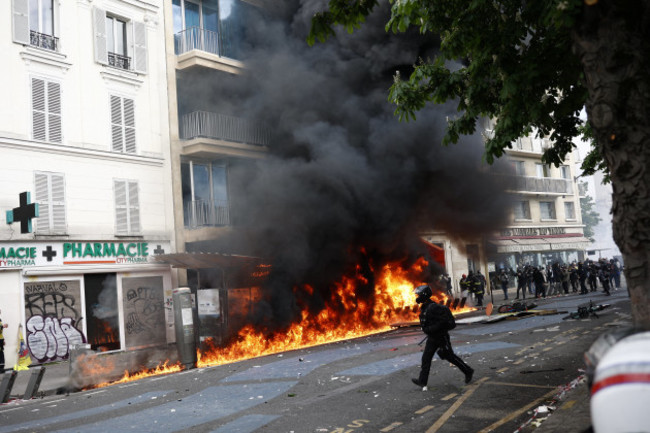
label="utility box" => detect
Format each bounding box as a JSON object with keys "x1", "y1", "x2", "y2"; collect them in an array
[{"x1": 173, "y1": 287, "x2": 197, "y2": 369}]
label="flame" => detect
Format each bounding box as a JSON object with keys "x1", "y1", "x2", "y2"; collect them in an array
[
  {"x1": 198, "y1": 257, "x2": 475, "y2": 368},
  {"x1": 83, "y1": 256, "x2": 475, "y2": 389},
  {"x1": 92, "y1": 361, "x2": 183, "y2": 389}
]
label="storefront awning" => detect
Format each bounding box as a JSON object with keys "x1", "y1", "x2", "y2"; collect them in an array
[
  {"x1": 489, "y1": 237, "x2": 590, "y2": 254},
  {"x1": 152, "y1": 252, "x2": 264, "y2": 269}
]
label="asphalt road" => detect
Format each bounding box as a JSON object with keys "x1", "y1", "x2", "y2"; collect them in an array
[{"x1": 0, "y1": 288, "x2": 631, "y2": 433}]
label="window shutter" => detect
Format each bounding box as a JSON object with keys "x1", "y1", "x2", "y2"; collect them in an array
[
  {"x1": 12, "y1": 0, "x2": 30, "y2": 45},
  {"x1": 51, "y1": 174, "x2": 66, "y2": 231},
  {"x1": 47, "y1": 82, "x2": 62, "y2": 143},
  {"x1": 128, "y1": 181, "x2": 140, "y2": 233},
  {"x1": 123, "y1": 98, "x2": 136, "y2": 153},
  {"x1": 132, "y1": 21, "x2": 148, "y2": 74},
  {"x1": 34, "y1": 173, "x2": 51, "y2": 233},
  {"x1": 93, "y1": 7, "x2": 108, "y2": 65},
  {"x1": 32, "y1": 78, "x2": 47, "y2": 141},
  {"x1": 115, "y1": 180, "x2": 128, "y2": 234},
  {"x1": 110, "y1": 95, "x2": 124, "y2": 151}
]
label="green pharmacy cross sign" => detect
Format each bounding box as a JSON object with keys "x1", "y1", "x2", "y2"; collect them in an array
[{"x1": 6, "y1": 192, "x2": 39, "y2": 234}]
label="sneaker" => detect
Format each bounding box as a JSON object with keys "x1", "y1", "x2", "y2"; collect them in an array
[
  {"x1": 411, "y1": 378, "x2": 426, "y2": 387},
  {"x1": 464, "y1": 368, "x2": 474, "y2": 384}
]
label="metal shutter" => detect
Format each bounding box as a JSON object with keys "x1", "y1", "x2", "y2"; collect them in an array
[
  {"x1": 115, "y1": 180, "x2": 128, "y2": 235},
  {"x1": 132, "y1": 21, "x2": 148, "y2": 74},
  {"x1": 32, "y1": 78, "x2": 47, "y2": 141}
]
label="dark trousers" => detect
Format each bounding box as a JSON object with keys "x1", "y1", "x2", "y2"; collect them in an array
[
  {"x1": 418, "y1": 334, "x2": 472, "y2": 386},
  {"x1": 0, "y1": 346, "x2": 4, "y2": 371},
  {"x1": 516, "y1": 284, "x2": 526, "y2": 299}
]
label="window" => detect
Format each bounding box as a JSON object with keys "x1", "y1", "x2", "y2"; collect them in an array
[
  {"x1": 114, "y1": 180, "x2": 140, "y2": 235},
  {"x1": 106, "y1": 16, "x2": 129, "y2": 70},
  {"x1": 540, "y1": 201, "x2": 556, "y2": 220},
  {"x1": 93, "y1": 7, "x2": 147, "y2": 73},
  {"x1": 173, "y1": 0, "x2": 255, "y2": 59},
  {"x1": 31, "y1": 77, "x2": 62, "y2": 143},
  {"x1": 513, "y1": 161, "x2": 525, "y2": 176},
  {"x1": 181, "y1": 160, "x2": 229, "y2": 228},
  {"x1": 34, "y1": 171, "x2": 66, "y2": 234},
  {"x1": 110, "y1": 95, "x2": 136, "y2": 153},
  {"x1": 513, "y1": 201, "x2": 531, "y2": 220},
  {"x1": 560, "y1": 165, "x2": 571, "y2": 179},
  {"x1": 535, "y1": 163, "x2": 550, "y2": 178},
  {"x1": 12, "y1": 0, "x2": 59, "y2": 51},
  {"x1": 564, "y1": 201, "x2": 576, "y2": 220}
]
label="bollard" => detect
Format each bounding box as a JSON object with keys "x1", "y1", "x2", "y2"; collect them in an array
[
  {"x1": 0, "y1": 371, "x2": 17, "y2": 403},
  {"x1": 23, "y1": 367, "x2": 46, "y2": 400}
]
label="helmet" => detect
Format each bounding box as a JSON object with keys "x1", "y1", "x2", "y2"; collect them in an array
[
  {"x1": 462, "y1": 274, "x2": 467, "y2": 278},
  {"x1": 414, "y1": 285, "x2": 432, "y2": 304}
]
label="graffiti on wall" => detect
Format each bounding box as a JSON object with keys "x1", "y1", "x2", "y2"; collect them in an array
[
  {"x1": 24, "y1": 280, "x2": 86, "y2": 362},
  {"x1": 122, "y1": 276, "x2": 166, "y2": 348}
]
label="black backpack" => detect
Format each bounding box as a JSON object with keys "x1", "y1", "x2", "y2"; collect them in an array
[{"x1": 423, "y1": 302, "x2": 456, "y2": 332}]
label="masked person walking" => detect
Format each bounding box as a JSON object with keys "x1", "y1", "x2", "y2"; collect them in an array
[{"x1": 411, "y1": 285, "x2": 474, "y2": 387}]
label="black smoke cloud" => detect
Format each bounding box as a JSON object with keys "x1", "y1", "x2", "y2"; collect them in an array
[{"x1": 186, "y1": 1, "x2": 513, "y2": 331}]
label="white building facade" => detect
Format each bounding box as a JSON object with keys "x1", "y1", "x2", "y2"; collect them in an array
[{"x1": 1, "y1": 0, "x2": 175, "y2": 369}]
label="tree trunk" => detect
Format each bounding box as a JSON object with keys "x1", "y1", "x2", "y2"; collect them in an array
[{"x1": 571, "y1": 1, "x2": 650, "y2": 330}]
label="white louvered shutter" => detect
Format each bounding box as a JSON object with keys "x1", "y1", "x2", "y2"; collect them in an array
[
  {"x1": 93, "y1": 7, "x2": 108, "y2": 65},
  {"x1": 123, "y1": 98, "x2": 136, "y2": 153},
  {"x1": 12, "y1": 0, "x2": 30, "y2": 45},
  {"x1": 110, "y1": 95, "x2": 124, "y2": 151},
  {"x1": 32, "y1": 78, "x2": 47, "y2": 141},
  {"x1": 128, "y1": 181, "x2": 140, "y2": 233},
  {"x1": 48, "y1": 82, "x2": 62, "y2": 143},
  {"x1": 34, "y1": 173, "x2": 50, "y2": 233},
  {"x1": 115, "y1": 180, "x2": 128, "y2": 234},
  {"x1": 132, "y1": 21, "x2": 148, "y2": 74},
  {"x1": 51, "y1": 174, "x2": 66, "y2": 231}
]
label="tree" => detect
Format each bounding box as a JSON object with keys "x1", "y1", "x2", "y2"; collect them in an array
[
  {"x1": 309, "y1": 0, "x2": 650, "y2": 329},
  {"x1": 579, "y1": 182, "x2": 602, "y2": 242}
]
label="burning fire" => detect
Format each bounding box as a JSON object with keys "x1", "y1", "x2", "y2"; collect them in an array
[
  {"x1": 92, "y1": 361, "x2": 182, "y2": 389},
  {"x1": 85, "y1": 257, "x2": 474, "y2": 389},
  {"x1": 197, "y1": 257, "x2": 473, "y2": 368}
]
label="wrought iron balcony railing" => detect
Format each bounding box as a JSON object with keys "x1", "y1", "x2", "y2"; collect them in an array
[
  {"x1": 180, "y1": 111, "x2": 271, "y2": 147},
  {"x1": 30, "y1": 30, "x2": 58, "y2": 51},
  {"x1": 184, "y1": 199, "x2": 230, "y2": 229},
  {"x1": 108, "y1": 52, "x2": 131, "y2": 70}
]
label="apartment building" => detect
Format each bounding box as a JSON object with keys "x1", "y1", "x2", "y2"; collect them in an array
[
  {"x1": 1, "y1": 0, "x2": 175, "y2": 368},
  {"x1": 488, "y1": 134, "x2": 589, "y2": 271},
  {"x1": 159, "y1": 0, "x2": 269, "y2": 345}
]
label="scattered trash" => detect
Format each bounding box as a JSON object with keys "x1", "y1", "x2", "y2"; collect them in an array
[
  {"x1": 288, "y1": 393, "x2": 296, "y2": 397},
  {"x1": 536, "y1": 405, "x2": 549, "y2": 414},
  {"x1": 299, "y1": 358, "x2": 304, "y2": 362},
  {"x1": 390, "y1": 348, "x2": 398, "y2": 351}
]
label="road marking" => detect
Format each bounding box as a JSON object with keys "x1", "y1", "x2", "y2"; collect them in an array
[
  {"x1": 542, "y1": 347, "x2": 553, "y2": 352},
  {"x1": 379, "y1": 422, "x2": 403, "y2": 431},
  {"x1": 0, "y1": 407, "x2": 23, "y2": 413},
  {"x1": 496, "y1": 367, "x2": 509, "y2": 373},
  {"x1": 441, "y1": 393, "x2": 457, "y2": 401},
  {"x1": 562, "y1": 400, "x2": 577, "y2": 410},
  {"x1": 513, "y1": 359, "x2": 525, "y2": 365},
  {"x1": 415, "y1": 405, "x2": 435, "y2": 414},
  {"x1": 85, "y1": 390, "x2": 107, "y2": 396},
  {"x1": 425, "y1": 377, "x2": 489, "y2": 433},
  {"x1": 484, "y1": 381, "x2": 555, "y2": 389},
  {"x1": 476, "y1": 388, "x2": 558, "y2": 433},
  {"x1": 528, "y1": 352, "x2": 540, "y2": 357},
  {"x1": 582, "y1": 331, "x2": 591, "y2": 335},
  {"x1": 555, "y1": 341, "x2": 566, "y2": 345}
]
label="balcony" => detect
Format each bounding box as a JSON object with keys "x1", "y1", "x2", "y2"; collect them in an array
[
  {"x1": 179, "y1": 111, "x2": 270, "y2": 159},
  {"x1": 30, "y1": 30, "x2": 58, "y2": 51},
  {"x1": 507, "y1": 137, "x2": 550, "y2": 155},
  {"x1": 174, "y1": 27, "x2": 244, "y2": 73},
  {"x1": 108, "y1": 52, "x2": 131, "y2": 70},
  {"x1": 184, "y1": 199, "x2": 230, "y2": 229},
  {"x1": 507, "y1": 175, "x2": 573, "y2": 195}
]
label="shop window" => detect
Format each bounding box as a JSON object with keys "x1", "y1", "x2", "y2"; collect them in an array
[{"x1": 84, "y1": 273, "x2": 121, "y2": 351}]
